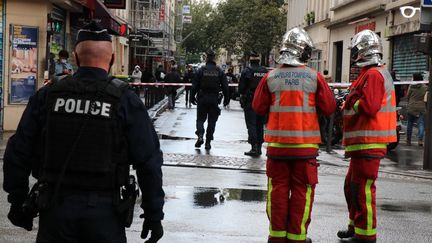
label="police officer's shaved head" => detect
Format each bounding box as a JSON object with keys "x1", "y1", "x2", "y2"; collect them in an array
[{"x1": 74, "y1": 21, "x2": 114, "y2": 72}]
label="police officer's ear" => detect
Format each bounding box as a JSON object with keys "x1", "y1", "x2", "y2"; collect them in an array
[{"x1": 73, "y1": 51, "x2": 80, "y2": 67}]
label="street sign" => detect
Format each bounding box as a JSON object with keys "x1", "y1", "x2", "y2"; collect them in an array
[
  {"x1": 183, "y1": 15, "x2": 192, "y2": 24},
  {"x1": 183, "y1": 5, "x2": 191, "y2": 14},
  {"x1": 422, "y1": 0, "x2": 432, "y2": 7}
]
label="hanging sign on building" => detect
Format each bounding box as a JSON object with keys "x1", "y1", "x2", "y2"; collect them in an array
[
  {"x1": 103, "y1": 0, "x2": 126, "y2": 9},
  {"x1": 9, "y1": 25, "x2": 38, "y2": 104},
  {"x1": 355, "y1": 21, "x2": 376, "y2": 34},
  {"x1": 422, "y1": 0, "x2": 432, "y2": 7},
  {"x1": 160, "y1": 3, "x2": 165, "y2": 21}
]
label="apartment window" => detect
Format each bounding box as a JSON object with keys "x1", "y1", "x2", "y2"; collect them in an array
[{"x1": 308, "y1": 50, "x2": 322, "y2": 72}]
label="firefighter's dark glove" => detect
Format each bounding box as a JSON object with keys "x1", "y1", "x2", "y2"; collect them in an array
[
  {"x1": 191, "y1": 96, "x2": 197, "y2": 106},
  {"x1": 8, "y1": 204, "x2": 33, "y2": 231},
  {"x1": 140, "y1": 215, "x2": 163, "y2": 243},
  {"x1": 345, "y1": 90, "x2": 361, "y2": 110},
  {"x1": 239, "y1": 95, "x2": 246, "y2": 108}
]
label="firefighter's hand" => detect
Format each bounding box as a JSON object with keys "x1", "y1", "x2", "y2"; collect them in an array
[
  {"x1": 345, "y1": 90, "x2": 360, "y2": 110},
  {"x1": 8, "y1": 204, "x2": 33, "y2": 231},
  {"x1": 140, "y1": 216, "x2": 163, "y2": 243}
]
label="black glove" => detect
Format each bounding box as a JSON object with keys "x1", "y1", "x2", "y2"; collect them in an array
[
  {"x1": 239, "y1": 95, "x2": 246, "y2": 108},
  {"x1": 140, "y1": 216, "x2": 163, "y2": 243},
  {"x1": 8, "y1": 204, "x2": 33, "y2": 231},
  {"x1": 223, "y1": 98, "x2": 230, "y2": 107},
  {"x1": 190, "y1": 96, "x2": 197, "y2": 106}
]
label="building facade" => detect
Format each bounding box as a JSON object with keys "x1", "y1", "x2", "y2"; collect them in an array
[
  {"x1": 1, "y1": 0, "x2": 127, "y2": 131},
  {"x1": 286, "y1": 0, "x2": 428, "y2": 83}
]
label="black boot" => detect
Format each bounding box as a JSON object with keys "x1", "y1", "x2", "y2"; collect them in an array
[
  {"x1": 205, "y1": 140, "x2": 211, "y2": 150},
  {"x1": 244, "y1": 144, "x2": 259, "y2": 157},
  {"x1": 256, "y1": 143, "x2": 262, "y2": 155},
  {"x1": 341, "y1": 238, "x2": 376, "y2": 243},
  {"x1": 305, "y1": 237, "x2": 312, "y2": 243},
  {"x1": 195, "y1": 136, "x2": 204, "y2": 148},
  {"x1": 337, "y1": 227, "x2": 354, "y2": 239}
]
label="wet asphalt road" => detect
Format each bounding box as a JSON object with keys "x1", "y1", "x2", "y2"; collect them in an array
[
  {"x1": 1, "y1": 96, "x2": 432, "y2": 242},
  {"x1": 1, "y1": 166, "x2": 431, "y2": 243}
]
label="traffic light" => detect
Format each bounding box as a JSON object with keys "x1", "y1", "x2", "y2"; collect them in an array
[{"x1": 47, "y1": 14, "x2": 63, "y2": 33}]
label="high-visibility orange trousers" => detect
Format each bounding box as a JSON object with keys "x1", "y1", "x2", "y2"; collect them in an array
[
  {"x1": 343, "y1": 157, "x2": 380, "y2": 241},
  {"x1": 266, "y1": 158, "x2": 319, "y2": 243}
]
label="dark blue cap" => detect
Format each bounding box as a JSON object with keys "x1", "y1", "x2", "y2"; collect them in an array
[{"x1": 76, "y1": 21, "x2": 112, "y2": 45}]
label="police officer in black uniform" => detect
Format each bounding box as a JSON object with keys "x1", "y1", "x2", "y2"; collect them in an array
[
  {"x1": 3, "y1": 22, "x2": 164, "y2": 243},
  {"x1": 239, "y1": 51, "x2": 268, "y2": 157},
  {"x1": 190, "y1": 49, "x2": 229, "y2": 150}
]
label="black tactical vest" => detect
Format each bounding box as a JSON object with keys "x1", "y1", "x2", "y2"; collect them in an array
[
  {"x1": 200, "y1": 65, "x2": 221, "y2": 93},
  {"x1": 41, "y1": 76, "x2": 129, "y2": 190},
  {"x1": 247, "y1": 66, "x2": 268, "y2": 91}
]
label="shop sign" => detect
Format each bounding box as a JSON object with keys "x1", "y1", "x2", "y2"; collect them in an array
[
  {"x1": 103, "y1": 0, "x2": 126, "y2": 9},
  {"x1": 388, "y1": 20, "x2": 421, "y2": 37},
  {"x1": 422, "y1": 0, "x2": 432, "y2": 7},
  {"x1": 355, "y1": 21, "x2": 376, "y2": 34},
  {"x1": 160, "y1": 3, "x2": 165, "y2": 21},
  {"x1": 9, "y1": 25, "x2": 38, "y2": 104}
]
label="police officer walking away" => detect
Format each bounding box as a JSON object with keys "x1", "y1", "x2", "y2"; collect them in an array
[
  {"x1": 190, "y1": 49, "x2": 230, "y2": 150},
  {"x1": 3, "y1": 22, "x2": 164, "y2": 243},
  {"x1": 239, "y1": 51, "x2": 268, "y2": 157},
  {"x1": 253, "y1": 28, "x2": 335, "y2": 243}
]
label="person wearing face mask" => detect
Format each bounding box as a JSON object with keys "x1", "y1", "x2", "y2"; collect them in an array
[
  {"x1": 2, "y1": 21, "x2": 165, "y2": 243},
  {"x1": 54, "y1": 49, "x2": 74, "y2": 77}
]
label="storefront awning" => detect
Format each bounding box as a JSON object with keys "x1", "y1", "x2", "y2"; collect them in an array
[{"x1": 94, "y1": 0, "x2": 123, "y2": 36}]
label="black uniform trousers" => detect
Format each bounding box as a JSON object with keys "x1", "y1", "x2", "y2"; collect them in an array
[
  {"x1": 196, "y1": 93, "x2": 221, "y2": 140},
  {"x1": 244, "y1": 94, "x2": 264, "y2": 146},
  {"x1": 36, "y1": 192, "x2": 126, "y2": 243}
]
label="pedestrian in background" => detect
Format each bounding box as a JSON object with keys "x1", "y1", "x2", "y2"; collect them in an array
[
  {"x1": 54, "y1": 49, "x2": 74, "y2": 76},
  {"x1": 155, "y1": 64, "x2": 166, "y2": 82},
  {"x1": 191, "y1": 49, "x2": 230, "y2": 150},
  {"x1": 338, "y1": 29, "x2": 397, "y2": 243},
  {"x1": 164, "y1": 63, "x2": 181, "y2": 110},
  {"x1": 406, "y1": 73, "x2": 427, "y2": 146},
  {"x1": 239, "y1": 51, "x2": 268, "y2": 157},
  {"x1": 391, "y1": 70, "x2": 404, "y2": 106},
  {"x1": 253, "y1": 28, "x2": 335, "y2": 243},
  {"x1": 226, "y1": 67, "x2": 238, "y2": 100},
  {"x1": 131, "y1": 65, "x2": 142, "y2": 83},
  {"x1": 2, "y1": 22, "x2": 164, "y2": 243},
  {"x1": 183, "y1": 64, "x2": 195, "y2": 108}
]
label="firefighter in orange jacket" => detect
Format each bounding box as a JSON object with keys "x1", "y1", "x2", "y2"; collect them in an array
[
  {"x1": 253, "y1": 28, "x2": 336, "y2": 243},
  {"x1": 337, "y1": 30, "x2": 397, "y2": 243}
]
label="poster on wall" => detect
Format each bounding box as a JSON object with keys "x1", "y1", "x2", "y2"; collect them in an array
[{"x1": 9, "y1": 25, "x2": 38, "y2": 104}]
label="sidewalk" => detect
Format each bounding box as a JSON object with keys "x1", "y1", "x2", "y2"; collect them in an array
[{"x1": 155, "y1": 93, "x2": 432, "y2": 181}]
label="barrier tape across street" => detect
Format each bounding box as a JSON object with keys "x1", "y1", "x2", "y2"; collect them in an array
[{"x1": 128, "y1": 80, "x2": 429, "y2": 88}]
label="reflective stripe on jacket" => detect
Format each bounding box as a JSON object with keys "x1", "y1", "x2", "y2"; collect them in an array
[
  {"x1": 265, "y1": 67, "x2": 321, "y2": 144},
  {"x1": 343, "y1": 67, "x2": 397, "y2": 146}
]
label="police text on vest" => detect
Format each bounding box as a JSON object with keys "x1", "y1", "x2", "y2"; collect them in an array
[{"x1": 54, "y1": 98, "x2": 111, "y2": 117}]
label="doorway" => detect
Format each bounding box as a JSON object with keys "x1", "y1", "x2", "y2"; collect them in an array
[{"x1": 334, "y1": 41, "x2": 343, "y2": 83}]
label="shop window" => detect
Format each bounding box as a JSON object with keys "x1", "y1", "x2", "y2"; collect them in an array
[
  {"x1": 308, "y1": 50, "x2": 322, "y2": 72},
  {"x1": 392, "y1": 34, "x2": 429, "y2": 81}
]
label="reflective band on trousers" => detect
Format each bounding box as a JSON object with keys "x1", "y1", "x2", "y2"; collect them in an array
[
  {"x1": 345, "y1": 143, "x2": 387, "y2": 152},
  {"x1": 287, "y1": 185, "x2": 312, "y2": 241},
  {"x1": 267, "y1": 178, "x2": 288, "y2": 238},
  {"x1": 267, "y1": 142, "x2": 319, "y2": 149},
  {"x1": 344, "y1": 130, "x2": 396, "y2": 139},
  {"x1": 266, "y1": 130, "x2": 321, "y2": 137},
  {"x1": 355, "y1": 179, "x2": 376, "y2": 236}
]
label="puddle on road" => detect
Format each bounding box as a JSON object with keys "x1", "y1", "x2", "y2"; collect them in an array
[
  {"x1": 192, "y1": 187, "x2": 266, "y2": 208},
  {"x1": 386, "y1": 149, "x2": 423, "y2": 170},
  {"x1": 380, "y1": 203, "x2": 432, "y2": 213},
  {"x1": 159, "y1": 134, "x2": 193, "y2": 140}
]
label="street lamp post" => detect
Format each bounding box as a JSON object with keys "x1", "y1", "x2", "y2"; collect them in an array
[{"x1": 418, "y1": 1, "x2": 432, "y2": 170}]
